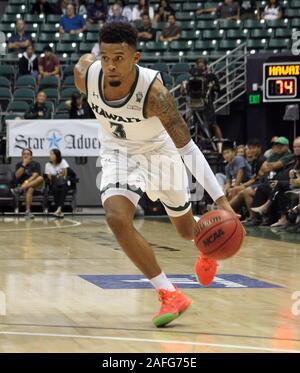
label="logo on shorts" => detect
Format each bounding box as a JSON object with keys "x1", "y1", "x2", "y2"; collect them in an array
[
  {"x1": 93, "y1": 91, "x2": 100, "y2": 99},
  {"x1": 136, "y1": 91, "x2": 143, "y2": 103}
]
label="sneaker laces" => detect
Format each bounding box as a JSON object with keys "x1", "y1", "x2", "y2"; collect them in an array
[{"x1": 158, "y1": 289, "x2": 177, "y2": 305}]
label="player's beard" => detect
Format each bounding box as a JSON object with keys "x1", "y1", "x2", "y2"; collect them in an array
[{"x1": 109, "y1": 81, "x2": 121, "y2": 87}]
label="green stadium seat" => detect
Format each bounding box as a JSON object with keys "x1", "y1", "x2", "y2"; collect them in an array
[
  {"x1": 70, "y1": 53, "x2": 82, "y2": 64},
  {"x1": 39, "y1": 76, "x2": 59, "y2": 90},
  {"x1": 170, "y1": 63, "x2": 190, "y2": 76},
  {"x1": 251, "y1": 28, "x2": 273, "y2": 39},
  {"x1": 203, "y1": 30, "x2": 225, "y2": 40},
  {"x1": 291, "y1": 1, "x2": 300, "y2": 8},
  {"x1": 24, "y1": 14, "x2": 45, "y2": 24},
  {"x1": 56, "y1": 101, "x2": 69, "y2": 113},
  {"x1": 10, "y1": 0, "x2": 26, "y2": 4},
  {"x1": 218, "y1": 20, "x2": 242, "y2": 29},
  {"x1": 195, "y1": 40, "x2": 218, "y2": 51},
  {"x1": 56, "y1": 43, "x2": 78, "y2": 54},
  {"x1": 275, "y1": 28, "x2": 292, "y2": 38},
  {"x1": 152, "y1": 63, "x2": 169, "y2": 74},
  {"x1": 63, "y1": 65, "x2": 75, "y2": 78},
  {"x1": 5, "y1": 5, "x2": 27, "y2": 14},
  {"x1": 247, "y1": 38, "x2": 267, "y2": 50},
  {"x1": 266, "y1": 19, "x2": 289, "y2": 29},
  {"x1": 34, "y1": 43, "x2": 55, "y2": 54},
  {"x1": 196, "y1": 20, "x2": 218, "y2": 29},
  {"x1": 45, "y1": 101, "x2": 54, "y2": 116},
  {"x1": 196, "y1": 13, "x2": 216, "y2": 20},
  {"x1": 0, "y1": 23, "x2": 15, "y2": 33},
  {"x1": 226, "y1": 29, "x2": 249, "y2": 39},
  {"x1": 218, "y1": 40, "x2": 239, "y2": 51},
  {"x1": 86, "y1": 24, "x2": 101, "y2": 33},
  {"x1": 140, "y1": 52, "x2": 162, "y2": 63},
  {"x1": 39, "y1": 33, "x2": 58, "y2": 43},
  {"x1": 175, "y1": 12, "x2": 195, "y2": 21},
  {"x1": 54, "y1": 113, "x2": 69, "y2": 119},
  {"x1": 79, "y1": 42, "x2": 94, "y2": 54},
  {"x1": 177, "y1": 21, "x2": 195, "y2": 30},
  {"x1": 182, "y1": 3, "x2": 199, "y2": 11},
  {"x1": 137, "y1": 41, "x2": 146, "y2": 51},
  {"x1": 15, "y1": 75, "x2": 36, "y2": 90},
  {"x1": 174, "y1": 73, "x2": 190, "y2": 85},
  {"x1": 43, "y1": 88, "x2": 59, "y2": 105},
  {"x1": 0, "y1": 14, "x2": 18, "y2": 23},
  {"x1": 23, "y1": 24, "x2": 40, "y2": 33},
  {"x1": 62, "y1": 76, "x2": 75, "y2": 88},
  {"x1": 47, "y1": 15, "x2": 62, "y2": 24},
  {"x1": 152, "y1": 22, "x2": 165, "y2": 31},
  {"x1": 13, "y1": 88, "x2": 35, "y2": 104},
  {"x1": 6, "y1": 100, "x2": 29, "y2": 114},
  {"x1": 291, "y1": 18, "x2": 300, "y2": 28},
  {"x1": 145, "y1": 41, "x2": 169, "y2": 52},
  {"x1": 284, "y1": 8, "x2": 300, "y2": 18},
  {"x1": 169, "y1": 41, "x2": 194, "y2": 52},
  {"x1": 0, "y1": 65, "x2": 15, "y2": 80},
  {"x1": 0, "y1": 87, "x2": 12, "y2": 111},
  {"x1": 86, "y1": 32, "x2": 98, "y2": 42},
  {"x1": 161, "y1": 52, "x2": 184, "y2": 63},
  {"x1": 243, "y1": 19, "x2": 266, "y2": 29},
  {"x1": 181, "y1": 30, "x2": 201, "y2": 40},
  {"x1": 61, "y1": 33, "x2": 85, "y2": 43},
  {"x1": 268, "y1": 38, "x2": 291, "y2": 49},
  {"x1": 161, "y1": 73, "x2": 173, "y2": 89},
  {"x1": 60, "y1": 87, "x2": 78, "y2": 100},
  {"x1": 40, "y1": 24, "x2": 60, "y2": 33},
  {"x1": 0, "y1": 77, "x2": 11, "y2": 89}
]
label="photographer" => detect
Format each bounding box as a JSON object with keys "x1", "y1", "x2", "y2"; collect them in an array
[{"x1": 182, "y1": 58, "x2": 223, "y2": 151}]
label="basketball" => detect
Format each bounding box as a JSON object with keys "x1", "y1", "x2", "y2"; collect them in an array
[{"x1": 194, "y1": 210, "x2": 244, "y2": 260}]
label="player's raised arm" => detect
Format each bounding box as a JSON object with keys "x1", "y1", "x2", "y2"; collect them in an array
[
  {"x1": 74, "y1": 53, "x2": 96, "y2": 94},
  {"x1": 145, "y1": 79, "x2": 235, "y2": 214}
]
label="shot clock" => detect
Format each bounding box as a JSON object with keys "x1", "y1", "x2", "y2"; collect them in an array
[{"x1": 263, "y1": 62, "x2": 300, "y2": 102}]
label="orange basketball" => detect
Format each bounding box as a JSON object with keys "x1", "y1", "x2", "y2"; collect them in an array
[{"x1": 194, "y1": 210, "x2": 244, "y2": 260}]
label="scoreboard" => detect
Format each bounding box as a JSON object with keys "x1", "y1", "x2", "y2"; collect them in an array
[{"x1": 263, "y1": 62, "x2": 300, "y2": 102}]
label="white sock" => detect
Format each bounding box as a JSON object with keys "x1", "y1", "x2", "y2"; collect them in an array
[{"x1": 150, "y1": 272, "x2": 176, "y2": 291}]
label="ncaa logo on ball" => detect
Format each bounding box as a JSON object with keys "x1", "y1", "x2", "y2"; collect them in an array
[{"x1": 203, "y1": 228, "x2": 225, "y2": 247}]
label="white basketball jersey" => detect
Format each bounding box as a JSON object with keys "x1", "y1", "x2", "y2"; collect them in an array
[{"x1": 86, "y1": 61, "x2": 170, "y2": 154}]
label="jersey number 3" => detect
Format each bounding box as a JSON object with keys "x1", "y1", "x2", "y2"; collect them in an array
[{"x1": 109, "y1": 121, "x2": 127, "y2": 139}]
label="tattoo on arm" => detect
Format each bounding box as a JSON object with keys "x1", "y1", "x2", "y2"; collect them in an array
[{"x1": 146, "y1": 82, "x2": 191, "y2": 148}]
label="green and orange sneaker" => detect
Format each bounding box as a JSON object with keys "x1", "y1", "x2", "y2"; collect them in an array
[
  {"x1": 195, "y1": 254, "x2": 218, "y2": 286},
  {"x1": 152, "y1": 287, "x2": 192, "y2": 328}
]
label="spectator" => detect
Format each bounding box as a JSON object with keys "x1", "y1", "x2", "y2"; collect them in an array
[
  {"x1": 107, "y1": 3, "x2": 129, "y2": 23},
  {"x1": 87, "y1": 0, "x2": 108, "y2": 24},
  {"x1": 216, "y1": 0, "x2": 240, "y2": 20},
  {"x1": 38, "y1": 45, "x2": 60, "y2": 84},
  {"x1": 239, "y1": 0, "x2": 257, "y2": 20},
  {"x1": 233, "y1": 137, "x2": 293, "y2": 223},
  {"x1": 13, "y1": 148, "x2": 44, "y2": 219},
  {"x1": 108, "y1": 1, "x2": 132, "y2": 22},
  {"x1": 250, "y1": 137, "x2": 300, "y2": 227},
  {"x1": 7, "y1": 19, "x2": 32, "y2": 53},
  {"x1": 18, "y1": 44, "x2": 39, "y2": 77},
  {"x1": 75, "y1": 0, "x2": 88, "y2": 16},
  {"x1": 155, "y1": 0, "x2": 174, "y2": 22},
  {"x1": 66, "y1": 92, "x2": 93, "y2": 119},
  {"x1": 237, "y1": 144, "x2": 245, "y2": 157},
  {"x1": 31, "y1": 0, "x2": 53, "y2": 16},
  {"x1": 45, "y1": 149, "x2": 70, "y2": 218},
  {"x1": 52, "y1": 0, "x2": 70, "y2": 15},
  {"x1": 261, "y1": 0, "x2": 283, "y2": 21},
  {"x1": 221, "y1": 141, "x2": 252, "y2": 200},
  {"x1": 264, "y1": 136, "x2": 279, "y2": 158},
  {"x1": 59, "y1": 3, "x2": 87, "y2": 34},
  {"x1": 24, "y1": 91, "x2": 52, "y2": 119},
  {"x1": 132, "y1": 0, "x2": 154, "y2": 21},
  {"x1": 137, "y1": 13, "x2": 156, "y2": 42},
  {"x1": 159, "y1": 14, "x2": 181, "y2": 42},
  {"x1": 91, "y1": 42, "x2": 100, "y2": 57}
]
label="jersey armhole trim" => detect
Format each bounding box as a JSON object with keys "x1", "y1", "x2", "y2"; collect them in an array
[
  {"x1": 85, "y1": 60, "x2": 97, "y2": 98},
  {"x1": 142, "y1": 71, "x2": 159, "y2": 119}
]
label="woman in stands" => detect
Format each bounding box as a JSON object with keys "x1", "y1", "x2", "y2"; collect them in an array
[
  {"x1": 154, "y1": 0, "x2": 174, "y2": 22},
  {"x1": 261, "y1": 0, "x2": 283, "y2": 21},
  {"x1": 45, "y1": 149, "x2": 69, "y2": 218},
  {"x1": 132, "y1": 0, "x2": 154, "y2": 21}
]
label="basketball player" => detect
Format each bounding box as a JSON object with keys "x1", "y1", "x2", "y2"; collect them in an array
[{"x1": 74, "y1": 23, "x2": 236, "y2": 327}]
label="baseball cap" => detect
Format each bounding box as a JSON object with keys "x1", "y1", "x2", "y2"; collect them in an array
[{"x1": 274, "y1": 136, "x2": 289, "y2": 146}]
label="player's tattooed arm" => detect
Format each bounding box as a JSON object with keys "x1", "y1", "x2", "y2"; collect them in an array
[
  {"x1": 74, "y1": 53, "x2": 96, "y2": 94},
  {"x1": 145, "y1": 79, "x2": 191, "y2": 148}
]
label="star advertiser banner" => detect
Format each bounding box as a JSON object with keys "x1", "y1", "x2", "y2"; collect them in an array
[{"x1": 6, "y1": 119, "x2": 101, "y2": 157}]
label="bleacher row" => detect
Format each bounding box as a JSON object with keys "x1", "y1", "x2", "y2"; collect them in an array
[{"x1": 1, "y1": 0, "x2": 300, "y2": 121}]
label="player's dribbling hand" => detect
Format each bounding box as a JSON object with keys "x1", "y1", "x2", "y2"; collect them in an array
[{"x1": 215, "y1": 196, "x2": 241, "y2": 219}]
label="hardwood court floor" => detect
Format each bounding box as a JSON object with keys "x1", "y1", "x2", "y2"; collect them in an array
[{"x1": 0, "y1": 216, "x2": 299, "y2": 353}]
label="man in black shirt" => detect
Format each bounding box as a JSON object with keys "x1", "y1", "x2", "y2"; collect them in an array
[
  {"x1": 137, "y1": 13, "x2": 156, "y2": 42},
  {"x1": 14, "y1": 148, "x2": 44, "y2": 219},
  {"x1": 24, "y1": 91, "x2": 52, "y2": 119}
]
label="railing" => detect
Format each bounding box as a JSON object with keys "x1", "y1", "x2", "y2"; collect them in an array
[{"x1": 171, "y1": 42, "x2": 247, "y2": 116}]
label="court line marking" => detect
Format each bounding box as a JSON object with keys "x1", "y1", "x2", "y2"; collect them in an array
[
  {"x1": 0, "y1": 331, "x2": 299, "y2": 353},
  {"x1": 0, "y1": 218, "x2": 81, "y2": 232}
]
